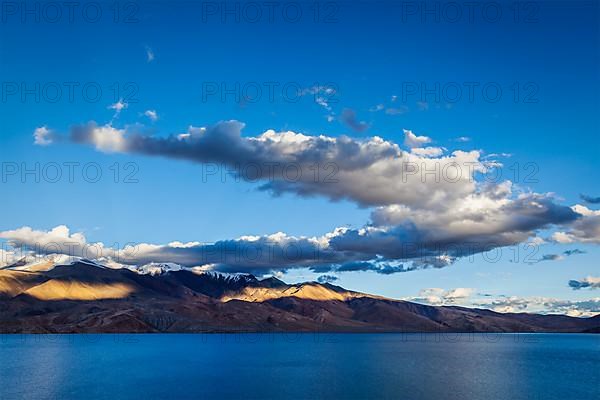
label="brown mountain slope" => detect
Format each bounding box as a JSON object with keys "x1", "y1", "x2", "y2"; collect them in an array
[
  {"x1": 0, "y1": 270, "x2": 48, "y2": 299},
  {"x1": 220, "y1": 282, "x2": 379, "y2": 302},
  {"x1": 0, "y1": 262, "x2": 598, "y2": 333}
]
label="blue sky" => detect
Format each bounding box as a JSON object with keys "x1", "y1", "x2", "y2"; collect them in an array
[{"x1": 1, "y1": 1, "x2": 599, "y2": 314}]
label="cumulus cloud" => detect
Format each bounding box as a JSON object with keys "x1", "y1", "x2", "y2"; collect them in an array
[
  {"x1": 0, "y1": 225, "x2": 370, "y2": 276},
  {"x1": 404, "y1": 287, "x2": 475, "y2": 306},
  {"x1": 2, "y1": 223, "x2": 468, "y2": 275},
  {"x1": 33, "y1": 126, "x2": 54, "y2": 146},
  {"x1": 403, "y1": 129, "x2": 431, "y2": 148},
  {"x1": 30, "y1": 120, "x2": 595, "y2": 273},
  {"x1": 364, "y1": 192, "x2": 579, "y2": 262},
  {"x1": 120, "y1": 233, "x2": 357, "y2": 274},
  {"x1": 0, "y1": 187, "x2": 582, "y2": 274},
  {"x1": 0, "y1": 224, "x2": 459, "y2": 275},
  {"x1": 71, "y1": 123, "x2": 128, "y2": 153},
  {"x1": 580, "y1": 194, "x2": 600, "y2": 204},
  {"x1": 64, "y1": 120, "x2": 484, "y2": 209},
  {"x1": 0, "y1": 213, "x2": 562, "y2": 276},
  {"x1": 0, "y1": 225, "x2": 106, "y2": 260},
  {"x1": 405, "y1": 288, "x2": 599, "y2": 316},
  {"x1": 475, "y1": 296, "x2": 600, "y2": 317},
  {"x1": 340, "y1": 108, "x2": 369, "y2": 132},
  {"x1": 569, "y1": 276, "x2": 600, "y2": 290},
  {"x1": 552, "y1": 205, "x2": 600, "y2": 244}
]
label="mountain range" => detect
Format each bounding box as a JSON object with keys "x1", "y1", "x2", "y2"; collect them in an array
[{"x1": 1, "y1": 259, "x2": 599, "y2": 333}]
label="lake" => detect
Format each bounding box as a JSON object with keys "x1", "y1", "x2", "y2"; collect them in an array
[{"x1": 1, "y1": 333, "x2": 598, "y2": 399}]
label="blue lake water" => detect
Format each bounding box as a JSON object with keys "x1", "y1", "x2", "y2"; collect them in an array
[{"x1": 0, "y1": 333, "x2": 598, "y2": 400}]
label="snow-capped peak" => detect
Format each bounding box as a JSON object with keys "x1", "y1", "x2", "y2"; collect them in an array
[
  {"x1": 135, "y1": 262, "x2": 183, "y2": 276},
  {"x1": 76, "y1": 258, "x2": 107, "y2": 269},
  {"x1": 200, "y1": 270, "x2": 258, "y2": 283},
  {"x1": 3, "y1": 254, "x2": 81, "y2": 272}
]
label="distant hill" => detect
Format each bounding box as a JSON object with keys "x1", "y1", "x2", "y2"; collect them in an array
[{"x1": 1, "y1": 261, "x2": 598, "y2": 333}]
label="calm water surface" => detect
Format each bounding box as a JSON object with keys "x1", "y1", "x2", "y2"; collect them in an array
[{"x1": 0, "y1": 333, "x2": 598, "y2": 400}]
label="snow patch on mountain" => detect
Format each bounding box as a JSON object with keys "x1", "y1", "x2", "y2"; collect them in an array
[
  {"x1": 203, "y1": 271, "x2": 259, "y2": 284},
  {"x1": 0, "y1": 254, "x2": 116, "y2": 273},
  {"x1": 4, "y1": 254, "x2": 79, "y2": 272},
  {"x1": 135, "y1": 262, "x2": 184, "y2": 276}
]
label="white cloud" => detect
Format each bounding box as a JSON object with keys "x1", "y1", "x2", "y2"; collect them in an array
[
  {"x1": 300, "y1": 85, "x2": 336, "y2": 96},
  {"x1": 403, "y1": 129, "x2": 431, "y2": 148},
  {"x1": 0, "y1": 225, "x2": 356, "y2": 275},
  {"x1": 49, "y1": 121, "x2": 493, "y2": 210},
  {"x1": 404, "y1": 287, "x2": 475, "y2": 306},
  {"x1": 552, "y1": 232, "x2": 575, "y2": 244},
  {"x1": 529, "y1": 236, "x2": 546, "y2": 246},
  {"x1": 552, "y1": 205, "x2": 600, "y2": 244},
  {"x1": 315, "y1": 97, "x2": 331, "y2": 111},
  {"x1": 362, "y1": 190, "x2": 579, "y2": 262},
  {"x1": 32, "y1": 120, "x2": 592, "y2": 271},
  {"x1": 410, "y1": 146, "x2": 446, "y2": 157},
  {"x1": 299, "y1": 85, "x2": 336, "y2": 112},
  {"x1": 406, "y1": 287, "x2": 600, "y2": 317},
  {"x1": 33, "y1": 126, "x2": 53, "y2": 146},
  {"x1": 108, "y1": 100, "x2": 128, "y2": 117},
  {"x1": 0, "y1": 225, "x2": 107, "y2": 260},
  {"x1": 71, "y1": 123, "x2": 127, "y2": 153},
  {"x1": 476, "y1": 296, "x2": 600, "y2": 317},
  {"x1": 144, "y1": 109, "x2": 159, "y2": 122}
]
